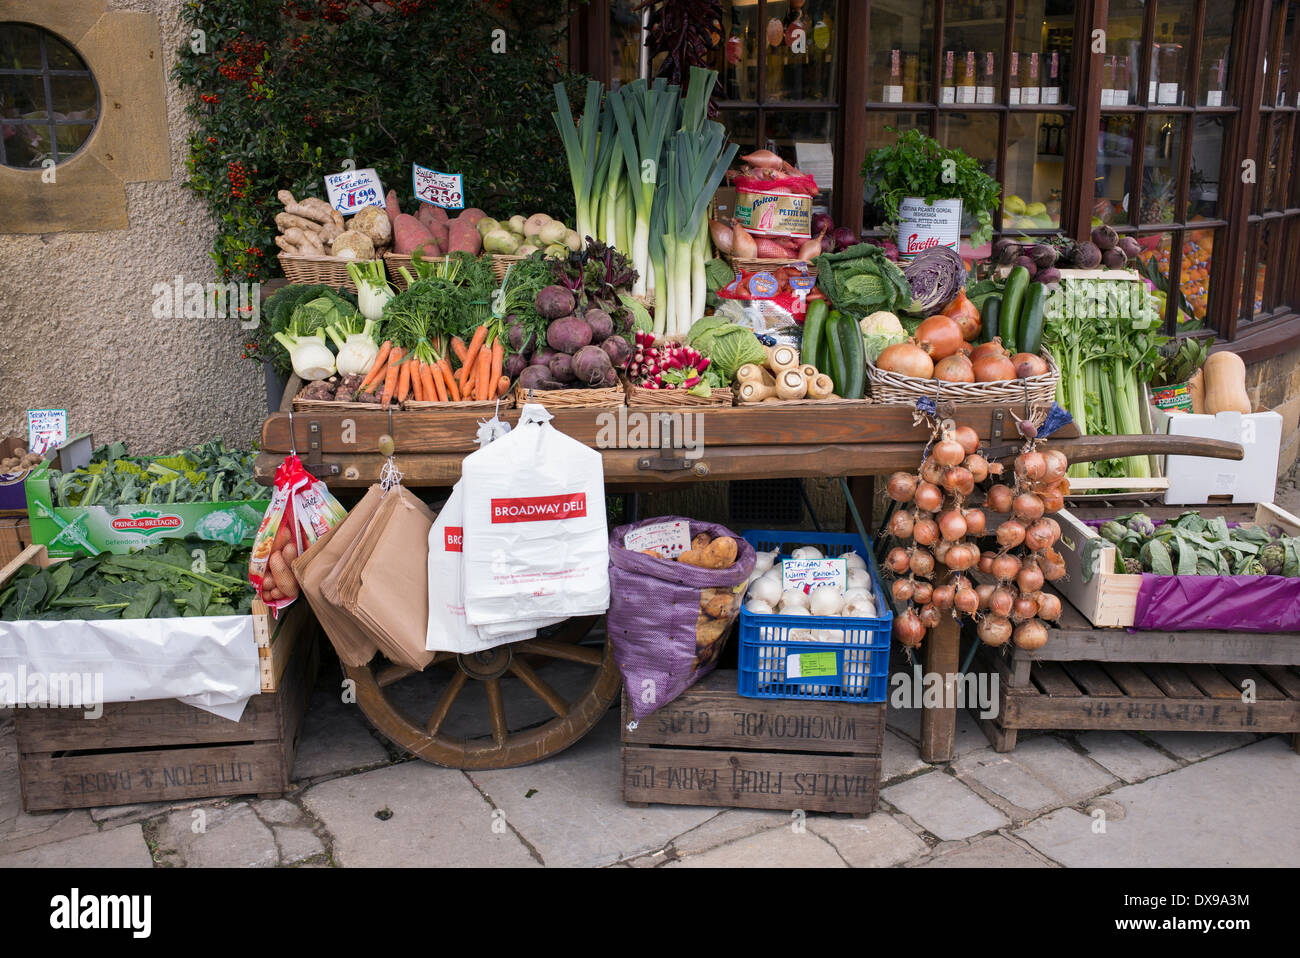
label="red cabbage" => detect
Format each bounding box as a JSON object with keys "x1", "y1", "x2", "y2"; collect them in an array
[{"x1": 902, "y1": 246, "x2": 967, "y2": 316}]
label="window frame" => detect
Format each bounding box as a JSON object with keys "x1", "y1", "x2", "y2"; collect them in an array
[{"x1": 0, "y1": 22, "x2": 100, "y2": 168}]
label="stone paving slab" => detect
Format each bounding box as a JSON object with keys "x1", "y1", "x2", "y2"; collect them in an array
[
  {"x1": 663, "y1": 809, "x2": 789, "y2": 859},
  {"x1": 303, "y1": 760, "x2": 538, "y2": 868},
  {"x1": 807, "y1": 812, "x2": 930, "y2": 867},
  {"x1": 882, "y1": 728, "x2": 929, "y2": 783},
  {"x1": 467, "y1": 711, "x2": 718, "y2": 867},
  {"x1": 292, "y1": 688, "x2": 391, "y2": 781},
  {"x1": 1013, "y1": 737, "x2": 1300, "y2": 867},
  {"x1": 0, "y1": 824, "x2": 153, "y2": 868},
  {"x1": 666, "y1": 824, "x2": 846, "y2": 867},
  {"x1": 919, "y1": 833, "x2": 1055, "y2": 868},
  {"x1": 273, "y1": 824, "x2": 326, "y2": 864},
  {"x1": 156, "y1": 803, "x2": 278, "y2": 868},
  {"x1": 996, "y1": 735, "x2": 1117, "y2": 801},
  {"x1": 1076, "y1": 732, "x2": 1181, "y2": 784},
  {"x1": 881, "y1": 771, "x2": 1008, "y2": 841},
  {"x1": 251, "y1": 799, "x2": 307, "y2": 826},
  {"x1": 955, "y1": 754, "x2": 1063, "y2": 814},
  {"x1": 1144, "y1": 731, "x2": 1257, "y2": 762}
]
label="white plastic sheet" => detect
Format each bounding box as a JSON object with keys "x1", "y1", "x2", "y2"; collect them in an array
[{"x1": 0, "y1": 614, "x2": 261, "y2": 721}]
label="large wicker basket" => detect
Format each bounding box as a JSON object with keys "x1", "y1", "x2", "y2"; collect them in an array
[
  {"x1": 513, "y1": 382, "x2": 625, "y2": 408},
  {"x1": 625, "y1": 381, "x2": 734, "y2": 407},
  {"x1": 383, "y1": 252, "x2": 452, "y2": 291},
  {"x1": 490, "y1": 254, "x2": 525, "y2": 281},
  {"x1": 405, "y1": 394, "x2": 515, "y2": 412},
  {"x1": 279, "y1": 254, "x2": 381, "y2": 292},
  {"x1": 734, "y1": 396, "x2": 871, "y2": 408},
  {"x1": 726, "y1": 255, "x2": 817, "y2": 276},
  {"x1": 865, "y1": 349, "x2": 1060, "y2": 405}
]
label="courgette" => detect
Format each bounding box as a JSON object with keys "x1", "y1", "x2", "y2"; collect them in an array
[
  {"x1": 1019, "y1": 282, "x2": 1047, "y2": 355},
  {"x1": 826, "y1": 311, "x2": 850, "y2": 397},
  {"x1": 1000, "y1": 266, "x2": 1030, "y2": 350},
  {"x1": 802, "y1": 299, "x2": 829, "y2": 371},
  {"x1": 838, "y1": 311, "x2": 866, "y2": 399},
  {"x1": 980, "y1": 296, "x2": 1001, "y2": 345}
]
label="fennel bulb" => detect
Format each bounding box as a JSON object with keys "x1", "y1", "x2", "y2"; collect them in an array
[
  {"x1": 274, "y1": 329, "x2": 336, "y2": 381},
  {"x1": 328, "y1": 318, "x2": 380, "y2": 377}
]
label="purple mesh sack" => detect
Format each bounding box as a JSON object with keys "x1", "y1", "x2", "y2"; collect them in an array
[{"x1": 608, "y1": 517, "x2": 756, "y2": 722}]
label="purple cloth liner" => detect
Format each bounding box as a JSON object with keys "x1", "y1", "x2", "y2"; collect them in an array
[
  {"x1": 1133, "y1": 573, "x2": 1300, "y2": 632},
  {"x1": 608, "y1": 517, "x2": 755, "y2": 721}
]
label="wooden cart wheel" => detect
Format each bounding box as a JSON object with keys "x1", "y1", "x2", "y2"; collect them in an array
[{"x1": 343, "y1": 616, "x2": 621, "y2": 769}]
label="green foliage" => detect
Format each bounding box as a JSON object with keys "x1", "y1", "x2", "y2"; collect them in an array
[
  {"x1": 861, "y1": 128, "x2": 1001, "y2": 248},
  {"x1": 174, "y1": 0, "x2": 583, "y2": 367},
  {"x1": 1, "y1": 537, "x2": 254, "y2": 621},
  {"x1": 46, "y1": 440, "x2": 260, "y2": 508}
]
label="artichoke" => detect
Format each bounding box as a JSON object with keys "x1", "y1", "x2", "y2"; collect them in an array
[
  {"x1": 1099, "y1": 520, "x2": 1127, "y2": 544},
  {"x1": 1123, "y1": 512, "x2": 1157, "y2": 538},
  {"x1": 1122, "y1": 558, "x2": 1143, "y2": 575},
  {"x1": 1260, "y1": 541, "x2": 1285, "y2": 575}
]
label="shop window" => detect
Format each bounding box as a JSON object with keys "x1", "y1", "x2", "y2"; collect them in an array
[{"x1": 0, "y1": 22, "x2": 98, "y2": 168}]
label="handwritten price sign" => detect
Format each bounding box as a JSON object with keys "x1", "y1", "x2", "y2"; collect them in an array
[
  {"x1": 323, "y1": 168, "x2": 386, "y2": 214},
  {"x1": 412, "y1": 163, "x2": 465, "y2": 210}
]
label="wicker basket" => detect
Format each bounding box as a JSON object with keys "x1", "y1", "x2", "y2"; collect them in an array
[
  {"x1": 625, "y1": 381, "x2": 734, "y2": 407},
  {"x1": 726, "y1": 255, "x2": 817, "y2": 277},
  {"x1": 291, "y1": 384, "x2": 385, "y2": 412},
  {"x1": 490, "y1": 254, "x2": 525, "y2": 281},
  {"x1": 734, "y1": 396, "x2": 872, "y2": 408},
  {"x1": 279, "y1": 254, "x2": 381, "y2": 292},
  {"x1": 513, "y1": 382, "x2": 625, "y2": 408},
  {"x1": 865, "y1": 349, "x2": 1060, "y2": 405},
  {"x1": 405, "y1": 394, "x2": 515, "y2": 412},
  {"x1": 383, "y1": 252, "x2": 452, "y2": 291}
]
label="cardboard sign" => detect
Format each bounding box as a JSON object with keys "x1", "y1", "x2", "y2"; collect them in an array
[
  {"x1": 324, "y1": 168, "x2": 386, "y2": 214},
  {"x1": 412, "y1": 163, "x2": 465, "y2": 209},
  {"x1": 623, "y1": 519, "x2": 691, "y2": 558},
  {"x1": 781, "y1": 558, "x2": 848, "y2": 593},
  {"x1": 27, "y1": 409, "x2": 66, "y2": 455}
]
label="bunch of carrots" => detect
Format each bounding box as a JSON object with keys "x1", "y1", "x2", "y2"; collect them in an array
[{"x1": 357, "y1": 324, "x2": 509, "y2": 407}]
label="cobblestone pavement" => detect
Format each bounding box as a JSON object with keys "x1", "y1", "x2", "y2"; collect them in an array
[{"x1": 3, "y1": 653, "x2": 1295, "y2": 868}]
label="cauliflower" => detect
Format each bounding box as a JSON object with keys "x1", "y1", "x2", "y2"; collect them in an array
[{"x1": 194, "y1": 508, "x2": 252, "y2": 545}]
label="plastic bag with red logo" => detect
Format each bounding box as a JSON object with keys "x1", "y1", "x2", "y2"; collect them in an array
[
  {"x1": 248, "y1": 454, "x2": 347, "y2": 611},
  {"x1": 460, "y1": 404, "x2": 610, "y2": 627}
]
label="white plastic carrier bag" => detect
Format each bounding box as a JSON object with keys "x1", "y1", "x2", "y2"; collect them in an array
[{"x1": 461, "y1": 404, "x2": 610, "y2": 626}]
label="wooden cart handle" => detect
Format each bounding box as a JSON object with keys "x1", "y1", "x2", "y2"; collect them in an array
[{"x1": 1048, "y1": 434, "x2": 1243, "y2": 464}]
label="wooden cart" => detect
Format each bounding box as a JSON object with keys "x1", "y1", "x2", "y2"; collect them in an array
[{"x1": 259, "y1": 387, "x2": 1245, "y2": 768}]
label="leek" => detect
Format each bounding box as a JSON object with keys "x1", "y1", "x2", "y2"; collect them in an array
[
  {"x1": 552, "y1": 80, "x2": 604, "y2": 241},
  {"x1": 609, "y1": 80, "x2": 679, "y2": 297}
]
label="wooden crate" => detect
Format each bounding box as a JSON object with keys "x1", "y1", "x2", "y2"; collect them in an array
[
  {"x1": 621, "y1": 669, "x2": 885, "y2": 816},
  {"x1": 0, "y1": 516, "x2": 31, "y2": 566},
  {"x1": 14, "y1": 617, "x2": 319, "y2": 812},
  {"x1": 1052, "y1": 501, "x2": 1300, "y2": 628},
  {"x1": 971, "y1": 594, "x2": 1300, "y2": 752}
]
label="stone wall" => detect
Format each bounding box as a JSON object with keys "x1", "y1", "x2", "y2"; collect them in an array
[{"x1": 1244, "y1": 344, "x2": 1300, "y2": 476}]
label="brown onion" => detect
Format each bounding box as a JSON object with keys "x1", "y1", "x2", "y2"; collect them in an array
[
  {"x1": 909, "y1": 548, "x2": 935, "y2": 577},
  {"x1": 975, "y1": 582, "x2": 996, "y2": 610},
  {"x1": 1013, "y1": 618, "x2": 1049, "y2": 650},
  {"x1": 979, "y1": 615, "x2": 1014, "y2": 647},
  {"x1": 988, "y1": 587, "x2": 1015, "y2": 618},
  {"x1": 942, "y1": 466, "x2": 974, "y2": 496},
  {"x1": 954, "y1": 585, "x2": 980, "y2": 614},
  {"x1": 950, "y1": 425, "x2": 980, "y2": 456},
  {"x1": 971, "y1": 339, "x2": 1009, "y2": 362},
  {"x1": 978, "y1": 551, "x2": 997, "y2": 575},
  {"x1": 920, "y1": 456, "x2": 948, "y2": 485},
  {"x1": 972, "y1": 354, "x2": 1017, "y2": 382},
  {"x1": 945, "y1": 543, "x2": 980, "y2": 571},
  {"x1": 932, "y1": 538, "x2": 952, "y2": 563},
  {"x1": 912, "y1": 580, "x2": 933, "y2": 604},
  {"x1": 894, "y1": 609, "x2": 925, "y2": 647},
  {"x1": 915, "y1": 481, "x2": 944, "y2": 513},
  {"x1": 1040, "y1": 549, "x2": 1067, "y2": 581},
  {"x1": 1039, "y1": 487, "x2": 1065, "y2": 513},
  {"x1": 886, "y1": 547, "x2": 911, "y2": 574},
  {"x1": 887, "y1": 471, "x2": 917, "y2": 503},
  {"x1": 917, "y1": 603, "x2": 942, "y2": 629},
  {"x1": 964, "y1": 454, "x2": 990, "y2": 483},
  {"x1": 912, "y1": 517, "x2": 940, "y2": 546},
  {"x1": 892, "y1": 578, "x2": 916, "y2": 602},
  {"x1": 1012, "y1": 593, "x2": 1039, "y2": 622},
  {"x1": 1036, "y1": 592, "x2": 1062, "y2": 621},
  {"x1": 996, "y1": 519, "x2": 1027, "y2": 549},
  {"x1": 1041, "y1": 449, "x2": 1069, "y2": 482},
  {"x1": 963, "y1": 508, "x2": 987, "y2": 536},
  {"x1": 890, "y1": 510, "x2": 916, "y2": 539},
  {"x1": 914, "y1": 315, "x2": 964, "y2": 359},
  {"x1": 1017, "y1": 558, "x2": 1045, "y2": 594},
  {"x1": 1024, "y1": 518, "x2": 1056, "y2": 552},
  {"x1": 932, "y1": 439, "x2": 966, "y2": 467},
  {"x1": 986, "y1": 484, "x2": 1014, "y2": 513},
  {"x1": 1011, "y1": 352, "x2": 1049, "y2": 378},
  {"x1": 1015, "y1": 451, "x2": 1047, "y2": 481},
  {"x1": 877, "y1": 342, "x2": 934, "y2": 379},
  {"x1": 935, "y1": 354, "x2": 975, "y2": 383},
  {"x1": 1013, "y1": 492, "x2": 1046, "y2": 522},
  {"x1": 991, "y1": 553, "x2": 1021, "y2": 582},
  {"x1": 938, "y1": 509, "x2": 968, "y2": 542},
  {"x1": 931, "y1": 584, "x2": 955, "y2": 609}
]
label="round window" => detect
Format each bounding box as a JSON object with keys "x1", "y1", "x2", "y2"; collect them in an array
[{"x1": 0, "y1": 22, "x2": 99, "y2": 168}]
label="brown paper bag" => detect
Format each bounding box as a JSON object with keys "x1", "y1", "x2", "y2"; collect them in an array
[
  {"x1": 335, "y1": 486, "x2": 437, "y2": 670},
  {"x1": 293, "y1": 485, "x2": 385, "y2": 667}
]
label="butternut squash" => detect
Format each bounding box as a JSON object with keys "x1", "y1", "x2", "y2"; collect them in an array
[
  {"x1": 1187, "y1": 368, "x2": 1205, "y2": 414},
  {"x1": 1201, "y1": 351, "x2": 1252, "y2": 414}
]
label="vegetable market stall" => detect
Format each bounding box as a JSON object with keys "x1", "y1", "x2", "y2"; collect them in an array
[{"x1": 257, "y1": 395, "x2": 1245, "y2": 765}]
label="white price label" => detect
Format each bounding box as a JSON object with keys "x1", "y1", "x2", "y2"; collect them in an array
[
  {"x1": 412, "y1": 163, "x2": 465, "y2": 209},
  {"x1": 27, "y1": 409, "x2": 66, "y2": 455},
  {"x1": 324, "y1": 168, "x2": 385, "y2": 214},
  {"x1": 623, "y1": 520, "x2": 692, "y2": 558},
  {"x1": 781, "y1": 558, "x2": 848, "y2": 593}
]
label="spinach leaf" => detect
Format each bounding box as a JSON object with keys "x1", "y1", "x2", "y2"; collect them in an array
[{"x1": 122, "y1": 583, "x2": 162, "y2": 619}]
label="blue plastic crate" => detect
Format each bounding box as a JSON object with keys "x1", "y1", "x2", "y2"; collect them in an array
[{"x1": 737, "y1": 529, "x2": 893, "y2": 703}]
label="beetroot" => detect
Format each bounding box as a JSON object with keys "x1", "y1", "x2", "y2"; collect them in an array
[
  {"x1": 549, "y1": 352, "x2": 576, "y2": 382},
  {"x1": 1072, "y1": 240, "x2": 1102, "y2": 269},
  {"x1": 535, "y1": 285, "x2": 575, "y2": 319},
  {"x1": 572, "y1": 345, "x2": 613, "y2": 385},
  {"x1": 601, "y1": 335, "x2": 633, "y2": 369},
  {"x1": 1102, "y1": 247, "x2": 1127, "y2": 268},
  {"x1": 546, "y1": 315, "x2": 593, "y2": 354},
  {"x1": 585, "y1": 309, "x2": 614, "y2": 343},
  {"x1": 518, "y1": 365, "x2": 562, "y2": 391},
  {"x1": 1012, "y1": 256, "x2": 1038, "y2": 276},
  {"x1": 504, "y1": 353, "x2": 530, "y2": 378},
  {"x1": 531, "y1": 347, "x2": 558, "y2": 366}
]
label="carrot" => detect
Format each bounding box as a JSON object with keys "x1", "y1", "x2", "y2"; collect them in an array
[
  {"x1": 396, "y1": 355, "x2": 412, "y2": 407},
  {"x1": 476, "y1": 347, "x2": 492, "y2": 403},
  {"x1": 438, "y1": 359, "x2": 461, "y2": 401},
  {"x1": 380, "y1": 348, "x2": 403, "y2": 407},
  {"x1": 428, "y1": 361, "x2": 447, "y2": 402},
  {"x1": 451, "y1": 336, "x2": 468, "y2": 365},
  {"x1": 460, "y1": 325, "x2": 489, "y2": 386},
  {"x1": 411, "y1": 359, "x2": 425, "y2": 401},
  {"x1": 361, "y1": 340, "x2": 393, "y2": 392},
  {"x1": 496, "y1": 375, "x2": 511, "y2": 398},
  {"x1": 490, "y1": 337, "x2": 504, "y2": 392}
]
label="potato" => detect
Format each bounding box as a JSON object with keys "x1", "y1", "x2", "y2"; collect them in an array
[
  {"x1": 678, "y1": 548, "x2": 705, "y2": 567},
  {"x1": 691, "y1": 533, "x2": 711, "y2": 551},
  {"x1": 694, "y1": 616, "x2": 730, "y2": 644},
  {"x1": 703, "y1": 536, "x2": 738, "y2": 568},
  {"x1": 701, "y1": 592, "x2": 735, "y2": 618},
  {"x1": 640, "y1": 548, "x2": 664, "y2": 558}
]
